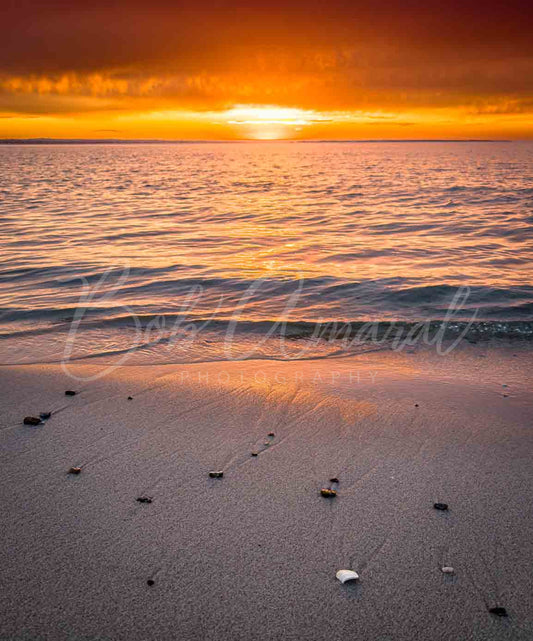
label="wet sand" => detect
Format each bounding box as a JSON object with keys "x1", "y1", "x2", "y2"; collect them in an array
[{"x1": 1, "y1": 346, "x2": 532, "y2": 640}]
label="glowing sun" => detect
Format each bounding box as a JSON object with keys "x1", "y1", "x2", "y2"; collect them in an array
[{"x1": 223, "y1": 105, "x2": 323, "y2": 139}]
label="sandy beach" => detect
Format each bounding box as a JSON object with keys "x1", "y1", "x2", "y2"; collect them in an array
[
  {"x1": 1, "y1": 345, "x2": 532, "y2": 640},
  {"x1": 2, "y1": 0, "x2": 533, "y2": 634}
]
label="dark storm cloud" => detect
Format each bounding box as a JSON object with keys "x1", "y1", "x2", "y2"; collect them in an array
[{"x1": 1, "y1": 0, "x2": 532, "y2": 116}]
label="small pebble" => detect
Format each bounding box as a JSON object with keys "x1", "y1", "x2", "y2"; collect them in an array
[
  {"x1": 39, "y1": 412, "x2": 51, "y2": 420},
  {"x1": 268, "y1": 432, "x2": 275, "y2": 437},
  {"x1": 433, "y1": 502, "x2": 448, "y2": 511},
  {"x1": 488, "y1": 607, "x2": 508, "y2": 617},
  {"x1": 209, "y1": 471, "x2": 223, "y2": 478},
  {"x1": 321, "y1": 488, "x2": 337, "y2": 498},
  {"x1": 127, "y1": 396, "x2": 133, "y2": 400},
  {"x1": 65, "y1": 390, "x2": 76, "y2": 396},
  {"x1": 263, "y1": 441, "x2": 271, "y2": 446},
  {"x1": 147, "y1": 579, "x2": 155, "y2": 586},
  {"x1": 68, "y1": 467, "x2": 82, "y2": 475},
  {"x1": 414, "y1": 403, "x2": 419, "y2": 407},
  {"x1": 136, "y1": 497, "x2": 153, "y2": 504},
  {"x1": 23, "y1": 416, "x2": 41, "y2": 426},
  {"x1": 251, "y1": 451, "x2": 258, "y2": 457},
  {"x1": 329, "y1": 477, "x2": 339, "y2": 484},
  {"x1": 441, "y1": 566, "x2": 454, "y2": 574}
]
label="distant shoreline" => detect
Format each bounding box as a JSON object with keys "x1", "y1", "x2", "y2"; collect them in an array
[{"x1": 0, "y1": 138, "x2": 514, "y2": 145}]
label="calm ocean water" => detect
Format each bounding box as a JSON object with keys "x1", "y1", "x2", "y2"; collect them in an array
[{"x1": 1, "y1": 142, "x2": 532, "y2": 365}]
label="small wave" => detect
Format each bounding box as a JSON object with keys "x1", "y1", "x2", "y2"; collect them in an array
[
  {"x1": 1, "y1": 281, "x2": 532, "y2": 326},
  {"x1": 0, "y1": 318, "x2": 531, "y2": 367}
]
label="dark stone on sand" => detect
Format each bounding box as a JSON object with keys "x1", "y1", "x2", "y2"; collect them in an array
[
  {"x1": 268, "y1": 432, "x2": 275, "y2": 437},
  {"x1": 136, "y1": 497, "x2": 153, "y2": 504},
  {"x1": 39, "y1": 412, "x2": 51, "y2": 420},
  {"x1": 330, "y1": 478, "x2": 339, "y2": 484},
  {"x1": 415, "y1": 403, "x2": 419, "y2": 407},
  {"x1": 68, "y1": 467, "x2": 82, "y2": 474},
  {"x1": 147, "y1": 579, "x2": 155, "y2": 586},
  {"x1": 209, "y1": 471, "x2": 224, "y2": 478},
  {"x1": 23, "y1": 416, "x2": 41, "y2": 426},
  {"x1": 433, "y1": 502, "x2": 448, "y2": 511},
  {"x1": 251, "y1": 451, "x2": 258, "y2": 457},
  {"x1": 65, "y1": 390, "x2": 76, "y2": 396},
  {"x1": 489, "y1": 607, "x2": 508, "y2": 617},
  {"x1": 128, "y1": 396, "x2": 133, "y2": 400},
  {"x1": 321, "y1": 488, "x2": 337, "y2": 498}
]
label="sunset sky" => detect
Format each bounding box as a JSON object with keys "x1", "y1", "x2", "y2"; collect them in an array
[{"x1": 2, "y1": 0, "x2": 533, "y2": 140}]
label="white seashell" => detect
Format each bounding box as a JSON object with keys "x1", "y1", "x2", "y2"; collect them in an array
[
  {"x1": 336, "y1": 569, "x2": 359, "y2": 584},
  {"x1": 441, "y1": 566, "x2": 454, "y2": 574}
]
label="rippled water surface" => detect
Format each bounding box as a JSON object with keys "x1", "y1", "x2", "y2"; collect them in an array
[{"x1": 1, "y1": 142, "x2": 532, "y2": 364}]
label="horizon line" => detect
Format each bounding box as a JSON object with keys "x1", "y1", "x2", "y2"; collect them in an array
[{"x1": 0, "y1": 138, "x2": 516, "y2": 144}]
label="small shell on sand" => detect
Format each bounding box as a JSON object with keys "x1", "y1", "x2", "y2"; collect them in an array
[
  {"x1": 209, "y1": 471, "x2": 223, "y2": 478},
  {"x1": 441, "y1": 566, "x2": 454, "y2": 574},
  {"x1": 23, "y1": 416, "x2": 41, "y2": 426},
  {"x1": 251, "y1": 451, "x2": 259, "y2": 457},
  {"x1": 321, "y1": 488, "x2": 337, "y2": 498},
  {"x1": 68, "y1": 467, "x2": 81, "y2": 474},
  {"x1": 433, "y1": 502, "x2": 448, "y2": 511},
  {"x1": 336, "y1": 570, "x2": 359, "y2": 583}
]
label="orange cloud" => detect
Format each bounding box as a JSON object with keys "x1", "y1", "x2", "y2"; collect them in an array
[{"x1": 1, "y1": 1, "x2": 532, "y2": 138}]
